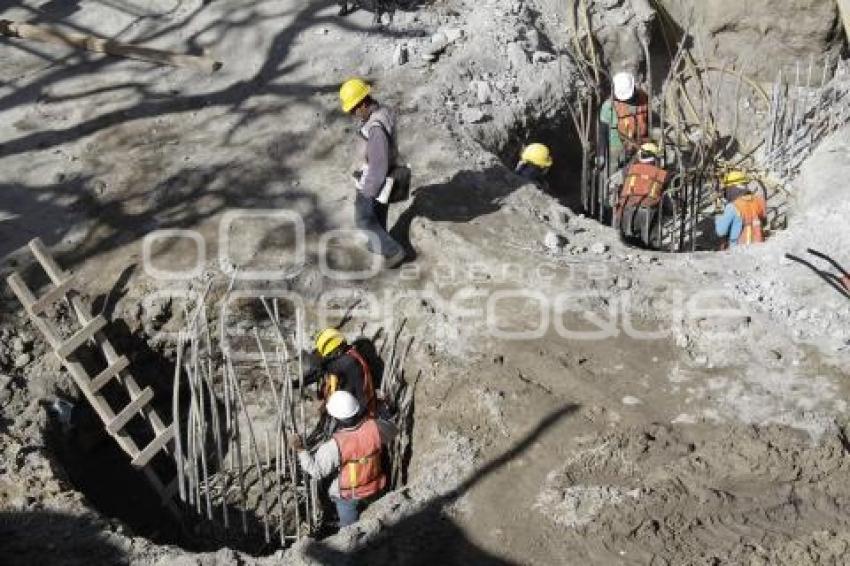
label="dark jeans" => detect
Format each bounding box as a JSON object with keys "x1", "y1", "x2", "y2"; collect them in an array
[{"x1": 355, "y1": 191, "x2": 403, "y2": 258}]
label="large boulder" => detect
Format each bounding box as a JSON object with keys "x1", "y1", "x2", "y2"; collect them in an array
[{"x1": 656, "y1": 0, "x2": 843, "y2": 81}]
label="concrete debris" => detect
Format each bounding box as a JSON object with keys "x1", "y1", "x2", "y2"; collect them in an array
[
  {"x1": 544, "y1": 231, "x2": 567, "y2": 251},
  {"x1": 531, "y1": 50, "x2": 556, "y2": 64},
  {"x1": 393, "y1": 44, "x2": 408, "y2": 66},
  {"x1": 589, "y1": 242, "x2": 609, "y2": 255},
  {"x1": 13, "y1": 353, "x2": 31, "y2": 369},
  {"x1": 460, "y1": 106, "x2": 489, "y2": 124}
]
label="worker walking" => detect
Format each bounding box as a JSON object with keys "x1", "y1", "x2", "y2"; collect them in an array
[
  {"x1": 614, "y1": 142, "x2": 669, "y2": 248},
  {"x1": 715, "y1": 171, "x2": 767, "y2": 248},
  {"x1": 515, "y1": 143, "x2": 553, "y2": 191},
  {"x1": 597, "y1": 71, "x2": 650, "y2": 174},
  {"x1": 290, "y1": 390, "x2": 396, "y2": 527},
  {"x1": 340, "y1": 77, "x2": 406, "y2": 268}
]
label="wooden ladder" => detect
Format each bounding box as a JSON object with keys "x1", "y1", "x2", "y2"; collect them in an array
[{"x1": 6, "y1": 238, "x2": 182, "y2": 519}]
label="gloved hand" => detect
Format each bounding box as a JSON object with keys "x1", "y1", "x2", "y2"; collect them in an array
[
  {"x1": 595, "y1": 155, "x2": 606, "y2": 169},
  {"x1": 289, "y1": 434, "x2": 304, "y2": 451}
]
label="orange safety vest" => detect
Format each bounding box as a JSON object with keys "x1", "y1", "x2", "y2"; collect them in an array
[
  {"x1": 323, "y1": 347, "x2": 377, "y2": 417},
  {"x1": 622, "y1": 162, "x2": 668, "y2": 200},
  {"x1": 733, "y1": 194, "x2": 766, "y2": 245},
  {"x1": 334, "y1": 419, "x2": 386, "y2": 500},
  {"x1": 614, "y1": 91, "x2": 649, "y2": 147}
]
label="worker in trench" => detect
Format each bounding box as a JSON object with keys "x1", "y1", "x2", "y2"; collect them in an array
[
  {"x1": 613, "y1": 142, "x2": 670, "y2": 249},
  {"x1": 515, "y1": 143, "x2": 553, "y2": 191},
  {"x1": 290, "y1": 390, "x2": 397, "y2": 527},
  {"x1": 340, "y1": 77, "x2": 409, "y2": 269},
  {"x1": 597, "y1": 71, "x2": 650, "y2": 183},
  {"x1": 300, "y1": 327, "x2": 384, "y2": 445},
  {"x1": 714, "y1": 170, "x2": 767, "y2": 248}
]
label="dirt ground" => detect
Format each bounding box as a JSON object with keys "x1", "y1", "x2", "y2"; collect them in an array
[{"x1": 2, "y1": 1, "x2": 850, "y2": 565}]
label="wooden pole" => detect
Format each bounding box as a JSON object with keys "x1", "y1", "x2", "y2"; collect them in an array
[{"x1": 0, "y1": 20, "x2": 222, "y2": 73}]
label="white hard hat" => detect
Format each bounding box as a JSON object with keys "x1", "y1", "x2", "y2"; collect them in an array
[
  {"x1": 613, "y1": 72, "x2": 636, "y2": 101},
  {"x1": 326, "y1": 390, "x2": 360, "y2": 420}
]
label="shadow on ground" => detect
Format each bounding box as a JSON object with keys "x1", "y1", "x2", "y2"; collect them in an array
[{"x1": 302, "y1": 403, "x2": 580, "y2": 565}]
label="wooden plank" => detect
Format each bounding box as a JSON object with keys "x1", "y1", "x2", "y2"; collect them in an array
[
  {"x1": 29, "y1": 275, "x2": 77, "y2": 315},
  {"x1": 6, "y1": 272, "x2": 36, "y2": 309},
  {"x1": 0, "y1": 20, "x2": 223, "y2": 73},
  {"x1": 27, "y1": 238, "x2": 170, "y2": 437},
  {"x1": 7, "y1": 273, "x2": 60, "y2": 350},
  {"x1": 89, "y1": 356, "x2": 130, "y2": 393},
  {"x1": 28, "y1": 237, "x2": 68, "y2": 285},
  {"x1": 106, "y1": 387, "x2": 154, "y2": 435},
  {"x1": 131, "y1": 424, "x2": 175, "y2": 468},
  {"x1": 56, "y1": 314, "x2": 107, "y2": 358}
]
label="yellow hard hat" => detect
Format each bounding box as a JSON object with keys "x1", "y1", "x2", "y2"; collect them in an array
[
  {"x1": 640, "y1": 142, "x2": 660, "y2": 156},
  {"x1": 723, "y1": 170, "x2": 749, "y2": 187},
  {"x1": 521, "y1": 143, "x2": 553, "y2": 169},
  {"x1": 339, "y1": 78, "x2": 371, "y2": 113},
  {"x1": 315, "y1": 328, "x2": 346, "y2": 357}
]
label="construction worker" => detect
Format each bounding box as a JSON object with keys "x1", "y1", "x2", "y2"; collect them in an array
[
  {"x1": 340, "y1": 77, "x2": 406, "y2": 268},
  {"x1": 290, "y1": 390, "x2": 396, "y2": 527},
  {"x1": 614, "y1": 142, "x2": 669, "y2": 248},
  {"x1": 597, "y1": 71, "x2": 650, "y2": 174},
  {"x1": 715, "y1": 171, "x2": 767, "y2": 248},
  {"x1": 515, "y1": 143, "x2": 553, "y2": 191},
  {"x1": 305, "y1": 327, "x2": 379, "y2": 419}
]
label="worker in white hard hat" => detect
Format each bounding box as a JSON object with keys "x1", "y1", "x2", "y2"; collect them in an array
[
  {"x1": 597, "y1": 71, "x2": 650, "y2": 175},
  {"x1": 290, "y1": 390, "x2": 397, "y2": 527},
  {"x1": 615, "y1": 142, "x2": 670, "y2": 248}
]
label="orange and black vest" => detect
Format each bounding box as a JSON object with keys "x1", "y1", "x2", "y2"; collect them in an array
[
  {"x1": 733, "y1": 194, "x2": 766, "y2": 245},
  {"x1": 614, "y1": 91, "x2": 650, "y2": 147},
  {"x1": 322, "y1": 347, "x2": 378, "y2": 417},
  {"x1": 334, "y1": 419, "x2": 387, "y2": 500},
  {"x1": 621, "y1": 162, "x2": 668, "y2": 202}
]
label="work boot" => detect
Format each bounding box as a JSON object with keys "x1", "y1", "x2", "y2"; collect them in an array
[{"x1": 382, "y1": 249, "x2": 406, "y2": 269}]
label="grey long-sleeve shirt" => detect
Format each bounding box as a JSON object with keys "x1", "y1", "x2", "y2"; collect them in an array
[
  {"x1": 359, "y1": 124, "x2": 391, "y2": 198},
  {"x1": 297, "y1": 418, "x2": 397, "y2": 499}
]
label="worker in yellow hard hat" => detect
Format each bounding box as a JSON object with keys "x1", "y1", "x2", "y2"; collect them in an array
[
  {"x1": 715, "y1": 170, "x2": 766, "y2": 247},
  {"x1": 303, "y1": 327, "x2": 378, "y2": 423},
  {"x1": 515, "y1": 143, "x2": 553, "y2": 191},
  {"x1": 339, "y1": 78, "x2": 407, "y2": 268}
]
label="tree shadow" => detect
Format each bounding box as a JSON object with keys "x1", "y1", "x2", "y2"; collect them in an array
[
  {"x1": 390, "y1": 166, "x2": 529, "y2": 260},
  {"x1": 785, "y1": 248, "x2": 850, "y2": 300},
  {"x1": 302, "y1": 403, "x2": 580, "y2": 565},
  {"x1": 0, "y1": 509, "x2": 127, "y2": 566}
]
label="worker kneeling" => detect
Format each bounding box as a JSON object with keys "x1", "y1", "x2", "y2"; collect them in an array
[
  {"x1": 291, "y1": 391, "x2": 396, "y2": 528},
  {"x1": 715, "y1": 171, "x2": 766, "y2": 248},
  {"x1": 515, "y1": 143, "x2": 553, "y2": 191},
  {"x1": 614, "y1": 142, "x2": 669, "y2": 248}
]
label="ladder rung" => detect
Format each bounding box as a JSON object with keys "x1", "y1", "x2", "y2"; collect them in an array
[
  {"x1": 29, "y1": 275, "x2": 76, "y2": 315},
  {"x1": 89, "y1": 356, "x2": 130, "y2": 393},
  {"x1": 56, "y1": 315, "x2": 107, "y2": 358},
  {"x1": 131, "y1": 424, "x2": 175, "y2": 468},
  {"x1": 106, "y1": 387, "x2": 154, "y2": 435}
]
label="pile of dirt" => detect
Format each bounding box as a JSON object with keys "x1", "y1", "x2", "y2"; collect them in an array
[{"x1": 539, "y1": 422, "x2": 850, "y2": 565}]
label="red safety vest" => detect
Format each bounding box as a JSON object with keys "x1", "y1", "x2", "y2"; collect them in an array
[
  {"x1": 733, "y1": 194, "x2": 766, "y2": 245},
  {"x1": 334, "y1": 419, "x2": 386, "y2": 500},
  {"x1": 614, "y1": 91, "x2": 649, "y2": 147}
]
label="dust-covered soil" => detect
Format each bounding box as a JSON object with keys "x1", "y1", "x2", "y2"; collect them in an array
[{"x1": 2, "y1": 1, "x2": 850, "y2": 565}]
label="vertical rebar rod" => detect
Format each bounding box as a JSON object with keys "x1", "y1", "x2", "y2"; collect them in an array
[{"x1": 227, "y1": 359, "x2": 271, "y2": 543}]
